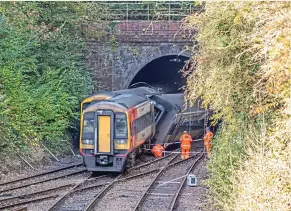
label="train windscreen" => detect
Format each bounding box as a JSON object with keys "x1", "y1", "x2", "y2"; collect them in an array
[
  {"x1": 82, "y1": 112, "x2": 95, "y2": 145},
  {"x1": 115, "y1": 113, "x2": 127, "y2": 139}
]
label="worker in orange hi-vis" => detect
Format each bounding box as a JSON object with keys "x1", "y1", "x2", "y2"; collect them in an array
[
  {"x1": 152, "y1": 144, "x2": 164, "y2": 158},
  {"x1": 203, "y1": 127, "x2": 214, "y2": 158},
  {"x1": 180, "y1": 131, "x2": 193, "y2": 160}
]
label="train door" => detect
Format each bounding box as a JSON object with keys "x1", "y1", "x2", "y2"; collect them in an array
[
  {"x1": 95, "y1": 110, "x2": 114, "y2": 155},
  {"x1": 98, "y1": 116, "x2": 111, "y2": 153}
]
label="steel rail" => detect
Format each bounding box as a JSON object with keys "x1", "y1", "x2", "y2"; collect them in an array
[
  {"x1": 129, "y1": 153, "x2": 172, "y2": 170},
  {"x1": 121, "y1": 153, "x2": 201, "y2": 182},
  {"x1": 46, "y1": 173, "x2": 92, "y2": 211},
  {"x1": 83, "y1": 174, "x2": 123, "y2": 211},
  {"x1": 86, "y1": 154, "x2": 197, "y2": 186},
  {"x1": 0, "y1": 163, "x2": 82, "y2": 187},
  {"x1": 0, "y1": 194, "x2": 59, "y2": 210},
  {"x1": 8, "y1": 155, "x2": 174, "y2": 211},
  {"x1": 74, "y1": 182, "x2": 109, "y2": 193},
  {"x1": 0, "y1": 169, "x2": 86, "y2": 194},
  {"x1": 11, "y1": 207, "x2": 27, "y2": 211},
  {"x1": 132, "y1": 149, "x2": 204, "y2": 211},
  {"x1": 132, "y1": 153, "x2": 179, "y2": 211},
  {"x1": 121, "y1": 168, "x2": 159, "y2": 181},
  {"x1": 82, "y1": 150, "x2": 181, "y2": 210},
  {"x1": 0, "y1": 183, "x2": 74, "y2": 203},
  {"x1": 169, "y1": 152, "x2": 204, "y2": 211},
  {"x1": 123, "y1": 148, "x2": 184, "y2": 180}
]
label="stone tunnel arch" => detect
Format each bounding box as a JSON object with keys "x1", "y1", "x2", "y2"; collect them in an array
[{"x1": 129, "y1": 55, "x2": 189, "y2": 94}]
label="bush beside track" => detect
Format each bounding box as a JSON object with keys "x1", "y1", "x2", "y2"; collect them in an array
[
  {"x1": 0, "y1": 2, "x2": 107, "y2": 168},
  {"x1": 183, "y1": 2, "x2": 290, "y2": 211}
]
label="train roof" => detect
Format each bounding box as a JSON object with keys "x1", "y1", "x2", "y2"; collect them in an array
[
  {"x1": 83, "y1": 93, "x2": 149, "y2": 113},
  {"x1": 114, "y1": 86, "x2": 158, "y2": 95},
  {"x1": 107, "y1": 93, "x2": 149, "y2": 108},
  {"x1": 81, "y1": 86, "x2": 158, "y2": 103},
  {"x1": 83, "y1": 101, "x2": 127, "y2": 113}
]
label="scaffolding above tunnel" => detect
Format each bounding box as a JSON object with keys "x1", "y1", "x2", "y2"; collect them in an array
[
  {"x1": 82, "y1": 2, "x2": 201, "y2": 43},
  {"x1": 98, "y1": 2, "x2": 203, "y2": 21}
]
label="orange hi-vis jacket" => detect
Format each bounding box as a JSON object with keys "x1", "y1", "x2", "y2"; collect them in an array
[
  {"x1": 180, "y1": 133, "x2": 193, "y2": 150},
  {"x1": 204, "y1": 131, "x2": 214, "y2": 146},
  {"x1": 152, "y1": 144, "x2": 164, "y2": 158}
]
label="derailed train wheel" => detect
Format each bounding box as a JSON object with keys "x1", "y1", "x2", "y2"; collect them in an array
[
  {"x1": 141, "y1": 142, "x2": 152, "y2": 155},
  {"x1": 125, "y1": 149, "x2": 137, "y2": 168}
]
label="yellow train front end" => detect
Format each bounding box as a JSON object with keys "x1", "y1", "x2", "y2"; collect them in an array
[
  {"x1": 80, "y1": 106, "x2": 130, "y2": 172},
  {"x1": 79, "y1": 90, "x2": 156, "y2": 172}
]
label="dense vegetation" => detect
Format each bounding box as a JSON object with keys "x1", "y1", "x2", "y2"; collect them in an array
[
  {"x1": 183, "y1": 2, "x2": 290, "y2": 210},
  {"x1": 1, "y1": 2, "x2": 290, "y2": 209},
  {"x1": 0, "y1": 1, "x2": 197, "y2": 167},
  {"x1": 0, "y1": 2, "x2": 106, "y2": 158}
]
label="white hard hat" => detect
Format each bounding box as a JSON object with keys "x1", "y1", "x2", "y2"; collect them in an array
[{"x1": 183, "y1": 131, "x2": 188, "y2": 133}]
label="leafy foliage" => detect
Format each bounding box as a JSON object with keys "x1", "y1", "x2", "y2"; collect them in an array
[
  {"x1": 0, "y1": 2, "x2": 105, "y2": 154},
  {"x1": 183, "y1": 2, "x2": 290, "y2": 210}
]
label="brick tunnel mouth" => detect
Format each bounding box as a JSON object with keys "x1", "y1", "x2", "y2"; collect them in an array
[{"x1": 129, "y1": 55, "x2": 189, "y2": 94}]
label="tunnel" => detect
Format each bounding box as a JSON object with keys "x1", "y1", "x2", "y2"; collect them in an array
[{"x1": 129, "y1": 55, "x2": 189, "y2": 94}]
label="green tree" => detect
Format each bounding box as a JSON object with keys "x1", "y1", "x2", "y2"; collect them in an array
[{"x1": 0, "y1": 2, "x2": 106, "y2": 156}]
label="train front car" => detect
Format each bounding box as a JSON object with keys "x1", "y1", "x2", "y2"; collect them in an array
[{"x1": 80, "y1": 93, "x2": 155, "y2": 172}]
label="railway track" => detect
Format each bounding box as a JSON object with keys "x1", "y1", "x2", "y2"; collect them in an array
[
  {"x1": 169, "y1": 153, "x2": 204, "y2": 211},
  {"x1": 0, "y1": 163, "x2": 88, "y2": 210},
  {"x1": 46, "y1": 154, "x2": 175, "y2": 211},
  {"x1": 0, "y1": 163, "x2": 83, "y2": 187},
  {"x1": 0, "y1": 154, "x2": 173, "y2": 211},
  {"x1": 0, "y1": 183, "x2": 74, "y2": 210},
  {"x1": 84, "y1": 153, "x2": 180, "y2": 211},
  {"x1": 0, "y1": 163, "x2": 85, "y2": 194},
  {"x1": 133, "y1": 150, "x2": 204, "y2": 211},
  {"x1": 44, "y1": 148, "x2": 203, "y2": 211},
  {"x1": 46, "y1": 174, "x2": 116, "y2": 211},
  {"x1": 0, "y1": 144, "x2": 204, "y2": 211}
]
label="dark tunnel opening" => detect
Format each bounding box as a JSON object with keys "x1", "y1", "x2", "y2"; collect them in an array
[{"x1": 129, "y1": 55, "x2": 189, "y2": 93}]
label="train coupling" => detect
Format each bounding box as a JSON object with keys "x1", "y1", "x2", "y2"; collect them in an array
[{"x1": 100, "y1": 155, "x2": 109, "y2": 165}]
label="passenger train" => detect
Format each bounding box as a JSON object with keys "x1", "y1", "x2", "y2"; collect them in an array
[{"x1": 80, "y1": 87, "x2": 206, "y2": 172}]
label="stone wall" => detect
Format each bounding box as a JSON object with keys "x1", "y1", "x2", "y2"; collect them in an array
[{"x1": 86, "y1": 21, "x2": 193, "y2": 92}]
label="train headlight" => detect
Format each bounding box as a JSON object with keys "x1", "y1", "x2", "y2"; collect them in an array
[
  {"x1": 82, "y1": 139, "x2": 94, "y2": 145},
  {"x1": 115, "y1": 139, "x2": 127, "y2": 144},
  {"x1": 114, "y1": 139, "x2": 128, "y2": 150}
]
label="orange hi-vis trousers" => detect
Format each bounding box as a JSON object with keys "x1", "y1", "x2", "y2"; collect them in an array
[
  {"x1": 204, "y1": 131, "x2": 214, "y2": 157},
  {"x1": 181, "y1": 148, "x2": 190, "y2": 160},
  {"x1": 204, "y1": 142, "x2": 212, "y2": 157},
  {"x1": 180, "y1": 133, "x2": 193, "y2": 160}
]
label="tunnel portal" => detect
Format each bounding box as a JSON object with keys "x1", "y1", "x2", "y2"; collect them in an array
[{"x1": 129, "y1": 55, "x2": 189, "y2": 94}]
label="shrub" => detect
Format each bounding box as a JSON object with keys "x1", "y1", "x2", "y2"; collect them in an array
[
  {"x1": 183, "y1": 2, "x2": 290, "y2": 210},
  {"x1": 0, "y1": 2, "x2": 99, "y2": 155}
]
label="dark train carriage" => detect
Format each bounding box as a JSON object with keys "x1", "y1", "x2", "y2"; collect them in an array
[
  {"x1": 79, "y1": 87, "x2": 208, "y2": 172},
  {"x1": 80, "y1": 92, "x2": 156, "y2": 172}
]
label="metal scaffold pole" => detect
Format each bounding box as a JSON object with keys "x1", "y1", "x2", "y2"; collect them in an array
[
  {"x1": 204, "y1": 110, "x2": 208, "y2": 136},
  {"x1": 203, "y1": 109, "x2": 209, "y2": 154},
  {"x1": 188, "y1": 100, "x2": 191, "y2": 134}
]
